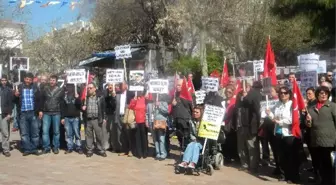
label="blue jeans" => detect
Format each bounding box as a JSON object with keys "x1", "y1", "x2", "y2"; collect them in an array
[
  {"x1": 42, "y1": 114, "x2": 61, "y2": 151},
  {"x1": 12, "y1": 104, "x2": 19, "y2": 129},
  {"x1": 19, "y1": 111, "x2": 39, "y2": 153},
  {"x1": 64, "y1": 117, "x2": 81, "y2": 150},
  {"x1": 182, "y1": 141, "x2": 202, "y2": 164},
  {"x1": 154, "y1": 129, "x2": 167, "y2": 158}
]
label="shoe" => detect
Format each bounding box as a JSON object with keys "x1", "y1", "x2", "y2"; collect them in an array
[
  {"x1": 22, "y1": 152, "x2": 30, "y2": 156},
  {"x1": 43, "y1": 149, "x2": 51, "y2": 154},
  {"x1": 127, "y1": 153, "x2": 133, "y2": 157},
  {"x1": 3, "y1": 152, "x2": 11, "y2": 157},
  {"x1": 99, "y1": 152, "x2": 107, "y2": 157},
  {"x1": 86, "y1": 152, "x2": 93, "y2": 157},
  {"x1": 77, "y1": 149, "x2": 84, "y2": 155},
  {"x1": 118, "y1": 153, "x2": 127, "y2": 156},
  {"x1": 188, "y1": 163, "x2": 195, "y2": 169},
  {"x1": 64, "y1": 150, "x2": 73, "y2": 154},
  {"x1": 178, "y1": 162, "x2": 188, "y2": 168},
  {"x1": 272, "y1": 168, "x2": 281, "y2": 176},
  {"x1": 158, "y1": 158, "x2": 166, "y2": 161},
  {"x1": 31, "y1": 150, "x2": 42, "y2": 156},
  {"x1": 52, "y1": 149, "x2": 59, "y2": 154}
]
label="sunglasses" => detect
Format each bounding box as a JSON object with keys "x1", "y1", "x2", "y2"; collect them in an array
[
  {"x1": 327, "y1": 75, "x2": 332, "y2": 77},
  {"x1": 280, "y1": 91, "x2": 289, "y2": 95}
]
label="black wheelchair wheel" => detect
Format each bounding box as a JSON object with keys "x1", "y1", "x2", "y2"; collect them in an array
[
  {"x1": 214, "y1": 153, "x2": 224, "y2": 170},
  {"x1": 206, "y1": 164, "x2": 214, "y2": 176}
]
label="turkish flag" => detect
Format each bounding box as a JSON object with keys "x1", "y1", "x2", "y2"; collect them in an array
[
  {"x1": 179, "y1": 77, "x2": 193, "y2": 102},
  {"x1": 263, "y1": 37, "x2": 277, "y2": 86},
  {"x1": 227, "y1": 80, "x2": 242, "y2": 108},
  {"x1": 291, "y1": 79, "x2": 305, "y2": 138},
  {"x1": 210, "y1": 70, "x2": 221, "y2": 78},
  {"x1": 187, "y1": 77, "x2": 195, "y2": 94},
  {"x1": 220, "y1": 59, "x2": 230, "y2": 88}
]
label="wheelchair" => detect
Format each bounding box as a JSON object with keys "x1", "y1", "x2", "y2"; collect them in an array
[{"x1": 174, "y1": 127, "x2": 226, "y2": 176}]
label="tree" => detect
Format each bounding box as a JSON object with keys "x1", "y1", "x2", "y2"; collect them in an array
[{"x1": 24, "y1": 28, "x2": 93, "y2": 74}]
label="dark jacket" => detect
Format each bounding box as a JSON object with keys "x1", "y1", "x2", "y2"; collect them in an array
[
  {"x1": 104, "y1": 90, "x2": 116, "y2": 115},
  {"x1": 83, "y1": 91, "x2": 106, "y2": 124},
  {"x1": 41, "y1": 85, "x2": 64, "y2": 113},
  {"x1": 60, "y1": 95, "x2": 81, "y2": 119},
  {"x1": 242, "y1": 88, "x2": 262, "y2": 135},
  {"x1": 0, "y1": 85, "x2": 14, "y2": 116},
  {"x1": 172, "y1": 92, "x2": 193, "y2": 120},
  {"x1": 14, "y1": 83, "x2": 42, "y2": 114},
  {"x1": 308, "y1": 100, "x2": 336, "y2": 147}
]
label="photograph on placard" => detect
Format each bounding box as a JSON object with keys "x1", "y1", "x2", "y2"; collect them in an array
[
  {"x1": 129, "y1": 70, "x2": 145, "y2": 91},
  {"x1": 10, "y1": 57, "x2": 29, "y2": 71},
  {"x1": 145, "y1": 70, "x2": 158, "y2": 81},
  {"x1": 234, "y1": 62, "x2": 254, "y2": 78}
]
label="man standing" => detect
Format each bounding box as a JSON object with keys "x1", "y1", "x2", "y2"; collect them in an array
[
  {"x1": 82, "y1": 82, "x2": 107, "y2": 157},
  {"x1": 41, "y1": 75, "x2": 64, "y2": 154},
  {"x1": 0, "y1": 75, "x2": 14, "y2": 157},
  {"x1": 326, "y1": 71, "x2": 333, "y2": 84},
  {"x1": 14, "y1": 73, "x2": 42, "y2": 156}
]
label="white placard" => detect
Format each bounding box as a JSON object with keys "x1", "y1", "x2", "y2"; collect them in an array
[
  {"x1": 333, "y1": 72, "x2": 336, "y2": 87},
  {"x1": 198, "y1": 104, "x2": 226, "y2": 140},
  {"x1": 298, "y1": 53, "x2": 320, "y2": 72},
  {"x1": 129, "y1": 70, "x2": 145, "y2": 91},
  {"x1": 253, "y1": 60, "x2": 264, "y2": 72},
  {"x1": 10, "y1": 57, "x2": 29, "y2": 71},
  {"x1": 195, "y1": 90, "x2": 206, "y2": 105},
  {"x1": 300, "y1": 71, "x2": 317, "y2": 96},
  {"x1": 317, "y1": 60, "x2": 327, "y2": 74},
  {"x1": 106, "y1": 69, "x2": 124, "y2": 83},
  {"x1": 148, "y1": 79, "x2": 169, "y2": 94},
  {"x1": 66, "y1": 69, "x2": 86, "y2": 84},
  {"x1": 260, "y1": 100, "x2": 278, "y2": 114},
  {"x1": 201, "y1": 77, "x2": 219, "y2": 92},
  {"x1": 114, "y1": 45, "x2": 132, "y2": 60}
]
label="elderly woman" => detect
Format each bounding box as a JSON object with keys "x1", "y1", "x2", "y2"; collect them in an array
[
  {"x1": 306, "y1": 86, "x2": 336, "y2": 185},
  {"x1": 178, "y1": 106, "x2": 204, "y2": 169},
  {"x1": 265, "y1": 86, "x2": 301, "y2": 183}
]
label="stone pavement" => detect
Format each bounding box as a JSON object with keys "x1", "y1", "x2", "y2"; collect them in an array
[{"x1": 0, "y1": 130, "x2": 314, "y2": 185}]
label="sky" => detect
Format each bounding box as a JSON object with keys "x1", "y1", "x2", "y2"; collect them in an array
[{"x1": 4, "y1": 1, "x2": 93, "y2": 39}]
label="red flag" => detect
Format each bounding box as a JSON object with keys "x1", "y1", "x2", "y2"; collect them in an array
[
  {"x1": 291, "y1": 79, "x2": 305, "y2": 138},
  {"x1": 220, "y1": 59, "x2": 230, "y2": 88},
  {"x1": 179, "y1": 77, "x2": 193, "y2": 101},
  {"x1": 263, "y1": 37, "x2": 277, "y2": 86},
  {"x1": 210, "y1": 70, "x2": 220, "y2": 78},
  {"x1": 227, "y1": 80, "x2": 242, "y2": 108},
  {"x1": 187, "y1": 77, "x2": 195, "y2": 94}
]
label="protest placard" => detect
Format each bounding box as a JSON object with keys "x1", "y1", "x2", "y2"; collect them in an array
[
  {"x1": 300, "y1": 71, "x2": 317, "y2": 97},
  {"x1": 317, "y1": 60, "x2": 327, "y2": 74},
  {"x1": 66, "y1": 69, "x2": 86, "y2": 84},
  {"x1": 201, "y1": 77, "x2": 219, "y2": 92},
  {"x1": 298, "y1": 53, "x2": 320, "y2": 72},
  {"x1": 106, "y1": 69, "x2": 124, "y2": 83},
  {"x1": 253, "y1": 60, "x2": 264, "y2": 72},
  {"x1": 148, "y1": 79, "x2": 169, "y2": 94},
  {"x1": 262, "y1": 77, "x2": 272, "y2": 96},
  {"x1": 129, "y1": 70, "x2": 145, "y2": 91},
  {"x1": 167, "y1": 76, "x2": 176, "y2": 91},
  {"x1": 333, "y1": 72, "x2": 336, "y2": 87},
  {"x1": 114, "y1": 45, "x2": 132, "y2": 60},
  {"x1": 260, "y1": 100, "x2": 278, "y2": 114},
  {"x1": 195, "y1": 90, "x2": 206, "y2": 105},
  {"x1": 198, "y1": 104, "x2": 226, "y2": 140}
]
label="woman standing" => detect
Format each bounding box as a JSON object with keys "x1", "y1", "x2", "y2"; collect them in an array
[
  {"x1": 129, "y1": 91, "x2": 148, "y2": 159},
  {"x1": 153, "y1": 94, "x2": 169, "y2": 160},
  {"x1": 265, "y1": 86, "x2": 301, "y2": 183},
  {"x1": 306, "y1": 86, "x2": 336, "y2": 185}
]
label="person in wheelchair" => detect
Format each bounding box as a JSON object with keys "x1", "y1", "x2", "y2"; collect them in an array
[{"x1": 178, "y1": 105, "x2": 203, "y2": 169}]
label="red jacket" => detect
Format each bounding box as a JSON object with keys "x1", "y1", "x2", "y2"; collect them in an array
[{"x1": 129, "y1": 96, "x2": 146, "y2": 124}]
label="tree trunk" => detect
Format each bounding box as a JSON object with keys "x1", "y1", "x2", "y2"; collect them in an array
[{"x1": 200, "y1": 28, "x2": 208, "y2": 76}]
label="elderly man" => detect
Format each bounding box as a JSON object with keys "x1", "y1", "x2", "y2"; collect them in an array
[{"x1": 82, "y1": 82, "x2": 107, "y2": 157}]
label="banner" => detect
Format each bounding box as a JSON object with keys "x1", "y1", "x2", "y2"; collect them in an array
[
  {"x1": 298, "y1": 53, "x2": 320, "y2": 72},
  {"x1": 198, "y1": 104, "x2": 225, "y2": 140},
  {"x1": 129, "y1": 70, "x2": 145, "y2": 91},
  {"x1": 66, "y1": 69, "x2": 86, "y2": 84},
  {"x1": 114, "y1": 45, "x2": 132, "y2": 60},
  {"x1": 148, "y1": 79, "x2": 168, "y2": 94},
  {"x1": 201, "y1": 77, "x2": 219, "y2": 92},
  {"x1": 195, "y1": 90, "x2": 206, "y2": 105},
  {"x1": 106, "y1": 69, "x2": 124, "y2": 83}
]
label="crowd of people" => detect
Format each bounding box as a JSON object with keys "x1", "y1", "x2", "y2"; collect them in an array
[{"x1": 0, "y1": 70, "x2": 335, "y2": 185}]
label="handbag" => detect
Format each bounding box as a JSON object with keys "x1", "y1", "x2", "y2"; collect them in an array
[
  {"x1": 154, "y1": 120, "x2": 167, "y2": 130},
  {"x1": 123, "y1": 108, "x2": 136, "y2": 129}
]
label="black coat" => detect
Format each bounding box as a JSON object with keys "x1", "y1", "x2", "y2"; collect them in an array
[
  {"x1": 0, "y1": 85, "x2": 14, "y2": 116},
  {"x1": 41, "y1": 85, "x2": 65, "y2": 113},
  {"x1": 172, "y1": 92, "x2": 192, "y2": 120},
  {"x1": 240, "y1": 88, "x2": 262, "y2": 135}
]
